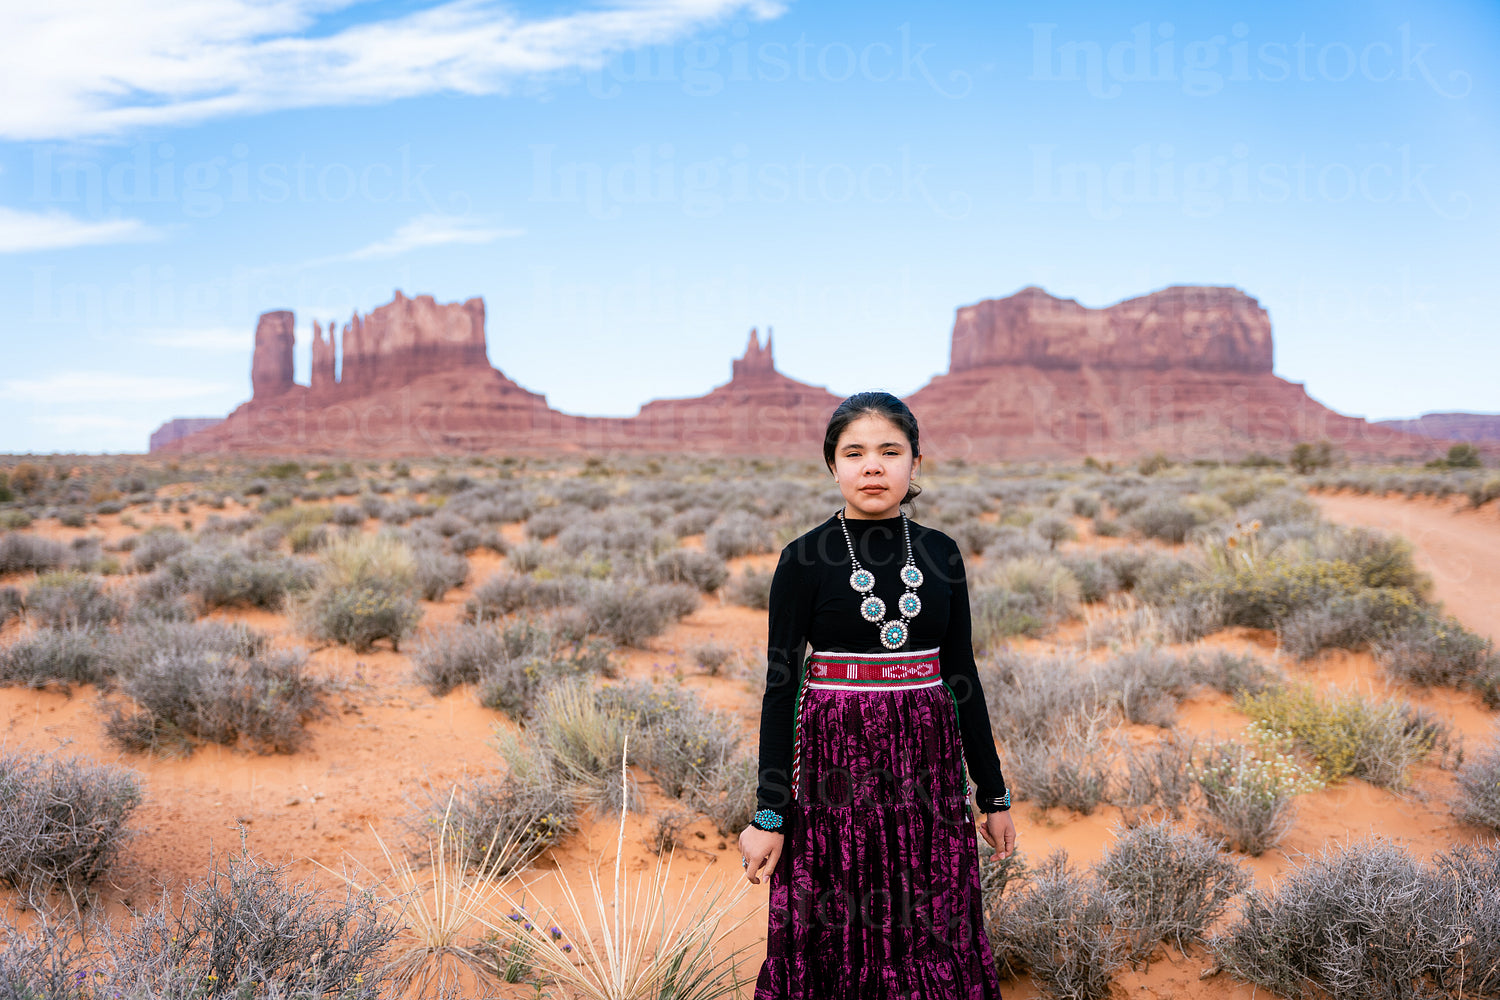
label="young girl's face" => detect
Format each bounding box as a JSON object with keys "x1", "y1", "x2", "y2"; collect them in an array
[{"x1": 830, "y1": 412, "x2": 920, "y2": 520}]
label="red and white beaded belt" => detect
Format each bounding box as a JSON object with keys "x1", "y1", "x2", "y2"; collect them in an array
[{"x1": 804, "y1": 648, "x2": 943, "y2": 690}]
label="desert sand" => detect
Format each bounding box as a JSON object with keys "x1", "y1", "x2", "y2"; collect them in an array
[{"x1": 1, "y1": 486, "x2": 1497, "y2": 999}]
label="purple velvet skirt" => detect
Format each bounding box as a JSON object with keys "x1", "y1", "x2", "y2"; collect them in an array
[{"x1": 753, "y1": 648, "x2": 1005, "y2": 1000}]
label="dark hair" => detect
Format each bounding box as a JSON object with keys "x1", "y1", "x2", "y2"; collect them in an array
[{"x1": 822, "y1": 391, "x2": 923, "y2": 504}]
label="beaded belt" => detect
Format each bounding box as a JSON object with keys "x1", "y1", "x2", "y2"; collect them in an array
[{"x1": 790, "y1": 648, "x2": 943, "y2": 801}]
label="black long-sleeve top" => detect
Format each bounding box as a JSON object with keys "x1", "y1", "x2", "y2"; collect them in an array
[{"x1": 754, "y1": 510, "x2": 1009, "y2": 822}]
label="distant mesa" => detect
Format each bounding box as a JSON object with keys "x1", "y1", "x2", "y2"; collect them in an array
[
  {"x1": 149, "y1": 417, "x2": 224, "y2": 451},
  {"x1": 153, "y1": 284, "x2": 1469, "y2": 461},
  {"x1": 1376, "y1": 412, "x2": 1500, "y2": 443}
]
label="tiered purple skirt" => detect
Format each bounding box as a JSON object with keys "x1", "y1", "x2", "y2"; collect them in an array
[{"x1": 753, "y1": 648, "x2": 1005, "y2": 1000}]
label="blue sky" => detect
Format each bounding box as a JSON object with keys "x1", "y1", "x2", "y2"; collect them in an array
[{"x1": 1, "y1": 0, "x2": 1496, "y2": 454}]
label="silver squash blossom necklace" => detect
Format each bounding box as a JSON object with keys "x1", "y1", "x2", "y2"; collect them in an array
[{"x1": 838, "y1": 509, "x2": 923, "y2": 649}]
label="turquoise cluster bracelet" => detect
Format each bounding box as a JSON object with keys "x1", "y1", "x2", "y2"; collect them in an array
[
  {"x1": 981, "y1": 789, "x2": 1011, "y2": 812},
  {"x1": 751, "y1": 808, "x2": 784, "y2": 831}
]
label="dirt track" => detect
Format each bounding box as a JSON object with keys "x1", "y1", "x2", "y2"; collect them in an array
[{"x1": 1309, "y1": 489, "x2": 1500, "y2": 644}]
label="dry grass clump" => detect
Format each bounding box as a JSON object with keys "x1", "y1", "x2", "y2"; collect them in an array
[
  {"x1": 293, "y1": 533, "x2": 423, "y2": 652},
  {"x1": 478, "y1": 737, "x2": 757, "y2": 1000},
  {"x1": 0, "y1": 750, "x2": 142, "y2": 899},
  {"x1": 1213, "y1": 837, "x2": 1494, "y2": 999}
]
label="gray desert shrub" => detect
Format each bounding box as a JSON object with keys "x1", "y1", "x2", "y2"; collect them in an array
[
  {"x1": 1213, "y1": 838, "x2": 1467, "y2": 1000},
  {"x1": 106, "y1": 619, "x2": 265, "y2": 677},
  {"x1": 412, "y1": 547, "x2": 469, "y2": 600},
  {"x1": 476, "y1": 634, "x2": 614, "y2": 722},
  {"x1": 0, "y1": 626, "x2": 109, "y2": 689},
  {"x1": 689, "y1": 749, "x2": 759, "y2": 836},
  {"x1": 979, "y1": 525, "x2": 1048, "y2": 562},
  {"x1": 1454, "y1": 727, "x2": 1500, "y2": 831},
  {"x1": 410, "y1": 622, "x2": 506, "y2": 696},
  {"x1": 649, "y1": 548, "x2": 729, "y2": 593},
  {"x1": 615, "y1": 683, "x2": 742, "y2": 799},
  {"x1": 1091, "y1": 515, "x2": 1122, "y2": 536},
  {"x1": 1190, "y1": 741, "x2": 1308, "y2": 856},
  {"x1": 1095, "y1": 820, "x2": 1249, "y2": 961},
  {"x1": 0, "y1": 750, "x2": 142, "y2": 895},
  {"x1": 1031, "y1": 512, "x2": 1077, "y2": 549},
  {"x1": 524, "y1": 504, "x2": 587, "y2": 540},
  {"x1": 1007, "y1": 724, "x2": 1114, "y2": 814},
  {"x1": 987, "y1": 850, "x2": 1127, "y2": 1000},
  {"x1": 126, "y1": 527, "x2": 191, "y2": 572},
  {"x1": 687, "y1": 638, "x2": 738, "y2": 676},
  {"x1": 980, "y1": 652, "x2": 1102, "y2": 747},
  {"x1": 668, "y1": 505, "x2": 719, "y2": 537},
  {"x1": 154, "y1": 545, "x2": 316, "y2": 610},
  {"x1": 330, "y1": 503, "x2": 364, "y2": 526},
  {"x1": 1373, "y1": 613, "x2": 1499, "y2": 689},
  {"x1": 424, "y1": 771, "x2": 577, "y2": 876},
  {"x1": 1059, "y1": 554, "x2": 1120, "y2": 604},
  {"x1": 1117, "y1": 734, "x2": 1197, "y2": 824},
  {"x1": 1129, "y1": 500, "x2": 1202, "y2": 544},
  {"x1": 1186, "y1": 649, "x2": 1283, "y2": 697},
  {"x1": 704, "y1": 510, "x2": 772, "y2": 560},
  {"x1": 948, "y1": 520, "x2": 1001, "y2": 557},
  {"x1": 1433, "y1": 841, "x2": 1500, "y2": 997},
  {"x1": 1096, "y1": 647, "x2": 1195, "y2": 728},
  {"x1": 24, "y1": 571, "x2": 122, "y2": 628},
  {"x1": 581, "y1": 579, "x2": 698, "y2": 647},
  {"x1": 0, "y1": 586, "x2": 20, "y2": 628},
  {"x1": 726, "y1": 566, "x2": 773, "y2": 610},
  {"x1": 464, "y1": 572, "x2": 583, "y2": 622},
  {"x1": 105, "y1": 647, "x2": 327, "y2": 756},
  {"x1": 112, "y1": 848, "x2": 399, "y2": 1000},
  {"x1": 299, "y1": 579, "x2": 422, "y2": 652}
]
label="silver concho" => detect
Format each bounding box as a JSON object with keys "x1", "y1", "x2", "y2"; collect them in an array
[
  {"x1": 850, "y1": 568, "x2": 875, "y2": 593},
  {"x1": 879, "y1": 620, "x2": 907, "y2": 649},
  {"x1": 900, "y1": 565, "x2": 924, "y2": 588},
  {"x1": 860, "y1": 595, "x2": 886, "y2": 622},
  {"x1": 898, "y1": 592, "x2": 922, "y2": 618}
]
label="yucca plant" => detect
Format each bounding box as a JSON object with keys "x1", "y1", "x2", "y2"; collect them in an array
[
  {"x1": 478, "y1": 733, "x2": 762, "y2": 1000},
  {"x1": 326, "y1": 790, "x2": 541, "y2": 997}
]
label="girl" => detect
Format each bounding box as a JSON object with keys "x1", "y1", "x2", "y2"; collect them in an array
[{"x1": 740, "y1": 390, "x2": 1016, "y2": 1000}]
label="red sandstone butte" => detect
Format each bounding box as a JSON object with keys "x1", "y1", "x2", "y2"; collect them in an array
[
  {"x1": 910, "y1": 285, "x2": 1438, "y2": 462},
  {"x1": 154, "y1": 284, "x2": 1457, "y2": 461}
]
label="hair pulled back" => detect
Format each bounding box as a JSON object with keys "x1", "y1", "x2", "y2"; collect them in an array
[{"x1": 822, "y1": 391, "x2": 923, "y2": 505}]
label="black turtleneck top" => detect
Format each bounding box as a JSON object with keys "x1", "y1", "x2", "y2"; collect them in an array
[{"x1": 754, "y1": 510, "x2": 1009, "y2": 822}]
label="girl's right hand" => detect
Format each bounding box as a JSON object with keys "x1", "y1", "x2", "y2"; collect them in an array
[{"x1": 738, "y1": 825, "x2": 785, "y2": 884}]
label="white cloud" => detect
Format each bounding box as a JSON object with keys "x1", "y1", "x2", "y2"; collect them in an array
[
  {"x1": 313, "y1": 213, "x2": 523, "y2": 263},
  {"x1": 0, "y1": 205, "x2": 161, "y2": 252},
  {"x1": 143, "y1": 327, "x2": 251, "y2": 351},
  {"x1": 2, "y1": 372, "x2": 232, "y2": 402},
  {"x1": 0, "y1": 0, "x2": 787, "y2": 142},
  {"x1": 28, "y1": 413, "x2": 140, "y2": 435}
]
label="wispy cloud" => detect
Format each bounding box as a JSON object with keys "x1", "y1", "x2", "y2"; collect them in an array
[
  {"x1": 312, "y1": 213, "x2": 524, "y2": 264},
  {"x1": 0, "y1": 206, "x2": 161, "y2": 253},
  {"x1": 2, "y1": 372, "x2": 232, "y2": 402},
  {"x1": 0, "y1": 0, "x2": 787, "y2": 142}
]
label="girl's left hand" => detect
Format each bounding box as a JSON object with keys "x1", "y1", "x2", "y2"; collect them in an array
[{"x1": 978, "y1": 810, "x2": 1017, "y2": 858}]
